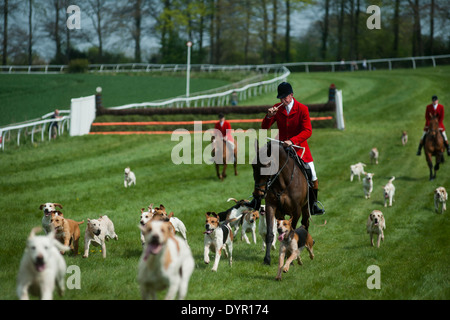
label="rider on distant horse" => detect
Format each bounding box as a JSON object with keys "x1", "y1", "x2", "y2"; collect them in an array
[
  {"x1": 262, "y1": 82, "x2": 325, "y2": 215},
  {"x1": 417, "y1": 95, "x2": 450, "y2": 156},
  {"x1": 214, "y1": 113, "x2": 234, "y2": 144}
]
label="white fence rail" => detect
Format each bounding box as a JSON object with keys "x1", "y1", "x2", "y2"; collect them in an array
[
  {"x1": 1, "y1": 54, "x2": 449, "y2": 75},
  {"x1": 108, "y1": 66, "x2": 290, "y2": 110},
  {"x1": 0, "y1": 65, "x2": 67, "y2": 74},
  {"x1": 280, "y1": 54, "x2": 450, "y2": 72},
  {"x1": 0, "y1": 116, "x2": 70, "y2": 151}
]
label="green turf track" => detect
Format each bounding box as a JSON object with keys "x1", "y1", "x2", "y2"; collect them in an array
[{"x1": 0, "y1": 66, "x2": 449, "y2": 300}]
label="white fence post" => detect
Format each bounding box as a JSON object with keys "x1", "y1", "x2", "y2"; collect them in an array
[
  {"x1": 335, "y1": 90, "x2": 345, "y2": 130},
  {"x1": 70, "y1": 95, "x2": 96, "y2": 136}
]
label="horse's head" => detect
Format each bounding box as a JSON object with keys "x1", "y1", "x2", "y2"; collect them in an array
[
  {"x1": 251, "y1": 140, "x2": 284, "y2": 209},
  {"x1": 428, "y1": 113, "x2": 440, "y2": 137}
]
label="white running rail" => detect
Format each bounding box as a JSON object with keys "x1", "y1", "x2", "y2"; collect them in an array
[{"x1": 1, "y1": 115, "x2": 70, "y2": 151}]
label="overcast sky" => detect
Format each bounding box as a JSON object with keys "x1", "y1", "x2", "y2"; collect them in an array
[{"x1": 26, "y1": 5, "x2": 319, "y2": 63}]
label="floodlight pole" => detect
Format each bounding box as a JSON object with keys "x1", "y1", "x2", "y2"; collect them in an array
[{"x1": 186, "y1": 41, "x2": 193, "y2": 106}]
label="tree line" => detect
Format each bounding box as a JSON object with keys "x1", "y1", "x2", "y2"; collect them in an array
[{"x1": 1, "y1": 0, "x2": 449, "y2": 66}]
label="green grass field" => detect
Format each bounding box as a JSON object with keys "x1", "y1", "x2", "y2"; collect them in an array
[{"x1": 1, "y1": 66, "x2": 449, "y2": 300}]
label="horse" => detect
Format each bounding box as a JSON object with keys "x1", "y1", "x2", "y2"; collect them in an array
[
  {"x1": 424, "y1": 114, "x2": 445, "y2": 180},
  {"x1": 211, "y1": 135, "x2": 237, "y2": 181},
  {"x1": 251, "y1": 141, "x2": 310, "y2": 265}
]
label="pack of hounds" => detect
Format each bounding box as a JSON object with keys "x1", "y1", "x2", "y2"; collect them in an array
[
  {"x1": 350, "y1": 143, "x2": 447, "y2": 250},
  {"x1": 17, "y1": 148, "x2": 448, "y2": 300}
]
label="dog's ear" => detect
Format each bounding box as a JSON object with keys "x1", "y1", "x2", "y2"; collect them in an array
[
  {"x1": 210, "y1": 212, "x2": 218, "y2": 219},
  {"x1": 55, "y1": 210, "x2": 63, "y2": 217},
  {"x1": 141, "y1": 208, "x2": 145, "y2": 213},
  {"x1": 28, "y1": 226, "x2": 42, "y2": 239},
  {"x1": 54, "y1": 203, "x2": 63, "y2": 209},
  {"x1": 159, "y1": 204, "x2": 165, "y2": 210},
  {"x1": 39, "y1": 204, "x2": 45, "y2": 210},
  {"x1": 148, "y1": 203, "x2": 153, "y2": 210}
]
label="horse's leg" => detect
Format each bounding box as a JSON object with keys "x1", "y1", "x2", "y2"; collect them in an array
[
  {"x1": 300, "y1": 204, "x2": 310, "y2": 231},
  {"x1": 264, "y1": 205, "x2": 276, "y2": 265},
  {"x1": 215, "y1": 164, "x2": 222, "y2": 180},
  {"x1": 426, "y1": 153, "x2": 434, "y2": 180},
  {"x1": 222, "y1": 163, "x2": 227, "y2": 179},
  {"x1": 435, "y1": 155, "x2": 441, "y2": 172},
  {"x1": 234, "y1": 148, "x2": 238, "y2": 176}
]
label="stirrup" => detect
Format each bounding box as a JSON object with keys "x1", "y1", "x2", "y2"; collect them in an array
[{"x1": 311, "y1": 201, "x2": 325, "y2": 216}]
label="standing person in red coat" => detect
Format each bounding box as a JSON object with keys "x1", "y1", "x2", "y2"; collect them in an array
[
  {"x1": 417, "y1": 95, "x2": 450, "y2": 156},
  {"x1": 262, "y1": 82, "x2": 325, "y2": 215}
]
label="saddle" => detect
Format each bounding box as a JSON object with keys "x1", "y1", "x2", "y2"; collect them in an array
[{"x1": 286, "y1": 147, "x2": 314, "y2": 189}]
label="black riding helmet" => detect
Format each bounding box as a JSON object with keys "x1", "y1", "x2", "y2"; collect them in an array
[{"x1": 277, "y1": 82, "x2": 293, "y2": 99}]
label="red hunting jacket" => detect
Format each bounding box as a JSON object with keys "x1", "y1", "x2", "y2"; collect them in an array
[
  {"x1": 214, "y1": 120, "x2": 235, "y2": 143},
  {"x1": 261, "y1": 98, "x2": 314, "y2": 163},
  {"x1": 424, "y1": 103, "x2": 446, "y2": 131}
]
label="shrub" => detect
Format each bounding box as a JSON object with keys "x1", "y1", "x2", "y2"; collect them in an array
[{"x1": 67, "y1": 59, "x2": 89, "y2": 73}]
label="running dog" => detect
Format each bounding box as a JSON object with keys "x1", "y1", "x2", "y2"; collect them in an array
[
  {"x1": 258, "y1": 205, "x2": 277, "y2": 251},
  {"x1": 16, "y1": 227, "x2": 70, "y2": 300},
  {"x1": 151, "y1": 205, "x2": 188, "y2": 244},
  {"x1": 434, "y1": 187, "x2": 447, "y2": 214},
  {"x1": 240, "y1": 209, "x2": 259, "y2": 244},
  {"x1": 140, "y1": 204, "x2": 155, "y2": 245},
  {"x1": 383, "y1": 177, "x2": 396, "y2": 207},
  {"x1": 370, "y1": 148, "x2": 379, "y2": 165},
  {"x1": 51, "y1": 214, "x2": 84, "y2": 255},
  {"x1": 83, "y1": 215, "x2": 118, "y2": 258},
  {"x1": 363, "y1": 173, "x2": 375, "y2": 199},
  {"x1": 204, "y1": 212, "x2": 233, "y2": 272},
  {"x1": 366, "y1": 210, "x2": 386, "y2": 248},
  {"x1": 218, "y1": 198, "x2": 254, "y2": 236},
  {"x1": 275, "y1": 218, "x2": 314, "y2": 281},
  {"x1": 401, "y1": 131, "x2": 408, "y2": 146},
  {"x1": 350, "y1": 162, "x2": 366, "y2": 182},
  {"x1": 138, "y1": 220, "x2": 194, "y2": 300},
  {"x1": 124, "y1": 167, "x2": 136, "y2": 187},
  {"x1": 39, "y1": 203, "x2": 63, "y2": 234}
]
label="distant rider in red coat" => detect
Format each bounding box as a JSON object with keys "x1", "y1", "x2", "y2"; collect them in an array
[
  {"x1": 214, "y1": 113, "x2": 234, "y2": 144},
  {"x1": 417, "y1": 95, "x2": 450, "y2": 156},
  {"x1": 262, "y1": 82, "x2": 325, "y2": 215}
]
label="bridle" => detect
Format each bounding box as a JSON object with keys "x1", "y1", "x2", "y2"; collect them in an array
[{"x1": 253, "y1": 145, "x2": 296, "y2": 199}]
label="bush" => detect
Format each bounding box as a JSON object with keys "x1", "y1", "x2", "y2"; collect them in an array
[{"x1": 67, "y1": 59, "x2": 89, "y2": 73}]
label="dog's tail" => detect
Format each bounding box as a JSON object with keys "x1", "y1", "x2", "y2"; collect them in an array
[
  {"x1": 227, "y1": 198, "x2": 238, "y2": 203},
  {"x1": 389, "y1": 176, "x2": 395, "y2": 183},
  {"x1": 77, "y1": 220, "x2": 85, "y2": 225}
]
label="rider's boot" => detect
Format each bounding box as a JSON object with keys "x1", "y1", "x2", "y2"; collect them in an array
[
  {"x1": 310, "y1": 189, "x2": 325, "y2": 216},
  {"x1": 444, "y1": 140, "x2": 450, "y2": 156},
  {"x1": 416, "y1": 141, "x2": 423, "y2": 156}
]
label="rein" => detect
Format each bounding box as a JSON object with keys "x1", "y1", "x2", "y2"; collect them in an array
[{"x1": 254, "y1": 145, "x2": 296, "y2": 199}]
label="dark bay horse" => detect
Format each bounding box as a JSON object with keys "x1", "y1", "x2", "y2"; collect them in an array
[
  {"x1": 251, "y1": 141, "x2": 309, "y2": 265},
  {"x1": 424, "y1": 114, "x2": 445, "y2": 180},
  {"x1": 212, "y1": 136, "x2": 237, "y2": 180}
]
